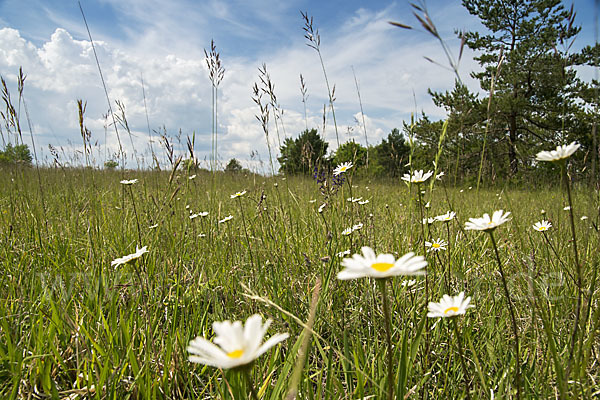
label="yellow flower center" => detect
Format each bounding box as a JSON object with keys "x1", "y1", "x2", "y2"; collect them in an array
[
  {"x1": 371, "y1": 262, "x2": 394, "y2": 272},
  {"x1": 444, "y1": 307, "x2": 459, "y2": 314},
  {"x1": 539, "y1": 227, "x2": 547, "y2": 231},
  {"x1": 227, "y1": 349, "x2": 244, "y2": 359},
  {"x1": 432, "y1": 243, "x2": 440, "y2": 248}
]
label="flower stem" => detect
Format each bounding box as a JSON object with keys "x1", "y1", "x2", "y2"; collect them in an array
[
  {"x1": 453, "y1": 319, "x2": 471, "y2": 400},
  {"x1": 243, "y1": 368, "x2": 259, "y2": 400},
  {"x1": 489, "y1": 231, "x2": 521, "y2": 400},
  {"x1": 562, "y1": 163, "x2": 583, "y2": 378},
  {"x1": 378, "y1": 279, "x2": 394, "y2": 400}
]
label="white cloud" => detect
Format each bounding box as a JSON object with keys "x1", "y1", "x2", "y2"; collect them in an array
[{"x1": 0, "y1": 1, "x2": 487, "y2": 172}]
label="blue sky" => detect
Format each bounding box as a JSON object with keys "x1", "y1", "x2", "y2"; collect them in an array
[{"x1": 0, "y1": 0, "x2": 597, "y2": 171}]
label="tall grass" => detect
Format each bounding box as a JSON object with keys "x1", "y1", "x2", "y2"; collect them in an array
[{"x1": 0, "y1": 166, "x2": 598, "y2": 398}]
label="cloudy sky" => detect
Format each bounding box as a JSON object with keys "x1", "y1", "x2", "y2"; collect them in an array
[{"x1": 0, "y1": 0, "x2": 597, "y2": 172}]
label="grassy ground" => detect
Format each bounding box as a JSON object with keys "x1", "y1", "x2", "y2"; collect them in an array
[{"x1": 0, "y1": 166, "x2": 599, "y2": 399}]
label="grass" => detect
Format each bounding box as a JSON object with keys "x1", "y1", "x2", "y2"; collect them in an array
[{"x1": 0, "y1": 165, "x2": 599, "y2": 399}]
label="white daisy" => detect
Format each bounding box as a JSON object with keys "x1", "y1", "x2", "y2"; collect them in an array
[
  {"x1": 435, "y1": 211, "x2": 456, "y2": 222},
  {"x1": 423, "y1": 217, "x2": 436, "y2": 225},
  {"x1": 401, "y1": 170, "x2": 434, "y2": 184},
  {"x1": 336, "y1": 249, "x2": 351, "y2": 257},
  {"x1": 532, "y1": 220, "x2": 552, "y2": 232},
  {"x1": 337, "y1": 246, "x2": 427, "y2": 280},
  {"x1": 199, "y1": 211, "x2": 209, "y2": 217},
  {"x1": 120, "y1": 179, "x2": 138, "y2": 185},
  {"x1": 535, "y1": 141, "x2": 580, "y2": 162},
  {"x1": 427, "y1": 292, "x2": 474, "y2": 318},
  {"x1": 187, "y1": 314, "x2": 289, "y2": 369},
  {"x1": 149, "y1": 224, "x2": 159, "y2": 229},
  {"x1": 111, "y1": 246, "x2": 148, "y2": 268},
  {"x1": 333, "y1": 162, "x2": 353, "y2": 176},
  {"x1": 358, "y1": 200, "x2": 370, "y2": 205},
  {"x1": 425, "y1": 238, "x2": 448, "y2": 252},
  {"x1": 219, "y1": 215, "x2": 234, "y2": 224},
  {"x1": 189, "y1": 174, "x2": 197, "y2": 180},
  {"x1": 352, "y1": 223, "x2": 363, "y2": 231},
  {"x1": 465, "y1": 210, "x2": 511, "y2": 231},
  {"x1": 318, "y1": 203, "x2": 327, "y2": 213},
  {"x1": 230, "y1": 190, "x2": 247, "y2": 199},
  {"x1": 341, "y1": 227, "x2": 353, "y2": 236}
]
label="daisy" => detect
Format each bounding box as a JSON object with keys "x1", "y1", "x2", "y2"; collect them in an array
[
  {"x1": 341, "y1": 227, "x2": 353, "y2": 236},
  {"x1": 436, "y1": 211, "x2": 456, "y2": 222},
  {"x1": 581, "y1": 215, "x2": 588, "y2": 221},
  {"x1": 333, "y1": 162, "x2": 353, "y2": 176},
  {"x1": 120, "y1": 179, "x2": 138, "y2": 185},
  {"x1": 427, "y1": 292, "x2": 473, "y2": 318},
  {"x1": 318, "y1": 203, "x2": 327, "y2": 213},
  {"x1": 189, "y1": 174, "x2": 197, "y2": 180},
  {"x1": 187, "y1": 314, "x2": 289, "y2": 369},
  {"x1": 563, "y1": 206, "x2": 571, "y2": 211},
  {"x1": 401, "y1": 170, "x2": 433, "y2": 184},
  {"x1": 219, "y1": 215, "x2": 233, "y2": 224},
  {"x1": 230, "y1": 190, "x2": 247, "y2": 199},
  {"x1": 425, "y1": 238, "x2": 448, "y2": 252},
  {"x1": 149, "y1": 224, "x2": 159, "y2": 229},
  {"x1": 352, "y1": 223, "x2": 363, "y2": 231},
  {"x1": 401, "y1": 279, "x2": 417, "y2": 288},
  {"x1": 465, "y1": 210, "x2": 511, "y2": 231},
  {"x1": 111, "y1": 246, "x2": 148, "y2": 268},
  {"x1": 337, "y1": 246, "x2": 427, "y2": 280},
  {"x1": 423, "y1": 217, "x2": 435, "y2": 225},
  {"x1": 535, "y1": 141, "x2": 580, "y2": 162},
  {"x1": 199, "y1": 211, "x2": 209, "y2": 217},
  {"x1": 336, "y1": 249, "x2": 351, "y2": 257},
  {"x1": 347, "y1": 197, "x2": 363, "y2": 203},
  {"x1": 358, "y1": 200, "x2": 370, "y2": 205},
  {"x1": 435, "y1": 171, "x2": 445, "y2": 180},
  {"x1": 532, "y1": 220, "x2": 552, "y2": 232}
]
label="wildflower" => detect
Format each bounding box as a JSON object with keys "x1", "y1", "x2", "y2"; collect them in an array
[
  {"x1": 358, "y1": 200, "x2": 370, "y2": 205},
  {"x1": 427, "y1": 292, "x2": 473, "y2": 318},
  {"x1": 341, "y1": 227, "x2": 353, "y2": 236},
  {"x1": 465, "y1": 210, "x2": 511, "y2": 231},
  {"x1": 347, "y1": 197, "x2": 362, "y2": 203},
  {"x1": 318, "y1": 203, "x2": 327, "y2": 213},
  {"x1": 337, "y1": 246, "x2": 427, "y2": 280},
  {"x1": 425, "y1": 238, "x2": 448, "y2": 252},
  {"x1": 198, "y1": 233, "x2": 206, "y2": 238},
  {"x1": 401, "y1": 170, "x2": 433, "y2": 184},
  {"x1": 199, "y1": 211, "x2": 209, "y2": 217},
  {"x1": 120, "y1": 179, "x2": 138, "y2": 185},
  {"x1": 425, "y1": 202, "x2": 431, "y2": 208},
  {"x1": 333, "y1": 162, "x2": 353, "y2": 176},
  {"x1": 423, "y1": 217, "x2": 435, "y2": 225},
  {"x1": 219, "y1": 215, "x2": 233, "y2": 224},
  {"x1": 564, "y1": 206, "x2": 571, "y2": 211},
  {"x1": 189, "y1": 174, "x2": 197, "y2": 180},
  {"x1": 187, "y1": 314, "x2": 289, "y2": 369},
  {"x1": 532, "y1": 220, "x2": 552, "y2": 232},
  {"x1": 352, "y1": 223, "x2": 363, "y2": 231},
  {"x1": 436, "y1": 211, "x2": 456, "y2": 222},
  {"x1": 436, "y1": 171, "x2": 445, "y2": 180},
  {"x1": 149, "y1": 224, "x2": 158, "y2": 229},
  {"x1": 189, "y1": 213, "x2": 200, "y2": 220},
  {"x1": 535, "y1": 141, "x2": 580, "y2": 162},
  {"x1": 541, "y1": 209, "x2": 546, "y2": 215},
  {"x1": 401, "y1": 279, "x2": 417, "y2": 288},
  {"x1": 309, "y1": 199, "x2": 316, "y2": 203},
  {"x1": 230, "y1": 190, "x2": 247, "y2": 199},
  {"x1": 336, "y1": 249, "x2": 351, "y2": 257},
  {"x1": 111, "y1": 246, "x2": 148, "y2": 268},
  {"x1": 581, "y1": 215, "x2": 588, "y2": 221}
]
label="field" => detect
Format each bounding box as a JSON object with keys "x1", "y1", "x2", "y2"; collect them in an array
[{"x1": 0, "y1": 165, "x2": 598, "y2": 399}]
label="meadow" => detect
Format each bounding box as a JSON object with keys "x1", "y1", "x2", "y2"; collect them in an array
[{"x1": 0, "y1": 164, "x2": 598, "y2": 399}]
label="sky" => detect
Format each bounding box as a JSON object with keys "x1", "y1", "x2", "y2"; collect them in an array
[{"x1": 0, "y1": 0, "x2": 598, "y2": 172}]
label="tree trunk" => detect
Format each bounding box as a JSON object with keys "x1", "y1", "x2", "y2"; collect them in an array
[{"x1": 508, "y1": 111, "x2": 518, "y2": 175}]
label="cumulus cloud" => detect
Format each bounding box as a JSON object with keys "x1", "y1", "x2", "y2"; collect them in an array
[{"x1": 0, "y1": 1, "x2": 483, "y2": 171}]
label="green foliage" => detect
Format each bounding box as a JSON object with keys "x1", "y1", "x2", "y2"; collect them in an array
[
  {"x1": 456, "y1": 0, "x2": 596, "y2": 176},
  {"x1": 278, "y1": 128, "x2": 329, "y2": 174},
  {"x1": 225, "y1": 158, "x2": 244, "y2": 173},
  {"x1": 333, "y1": 140, "x2": 367, "y2": 169},
  {"x1": 0, "y1": 143, "x2": 32, "y2": 166},
  {"x1": 371, "y1": 128, "x2": 411, "y2": 178},
  {"x1": 104, "y1": 160, "x2": 119, "y2": 170}
]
